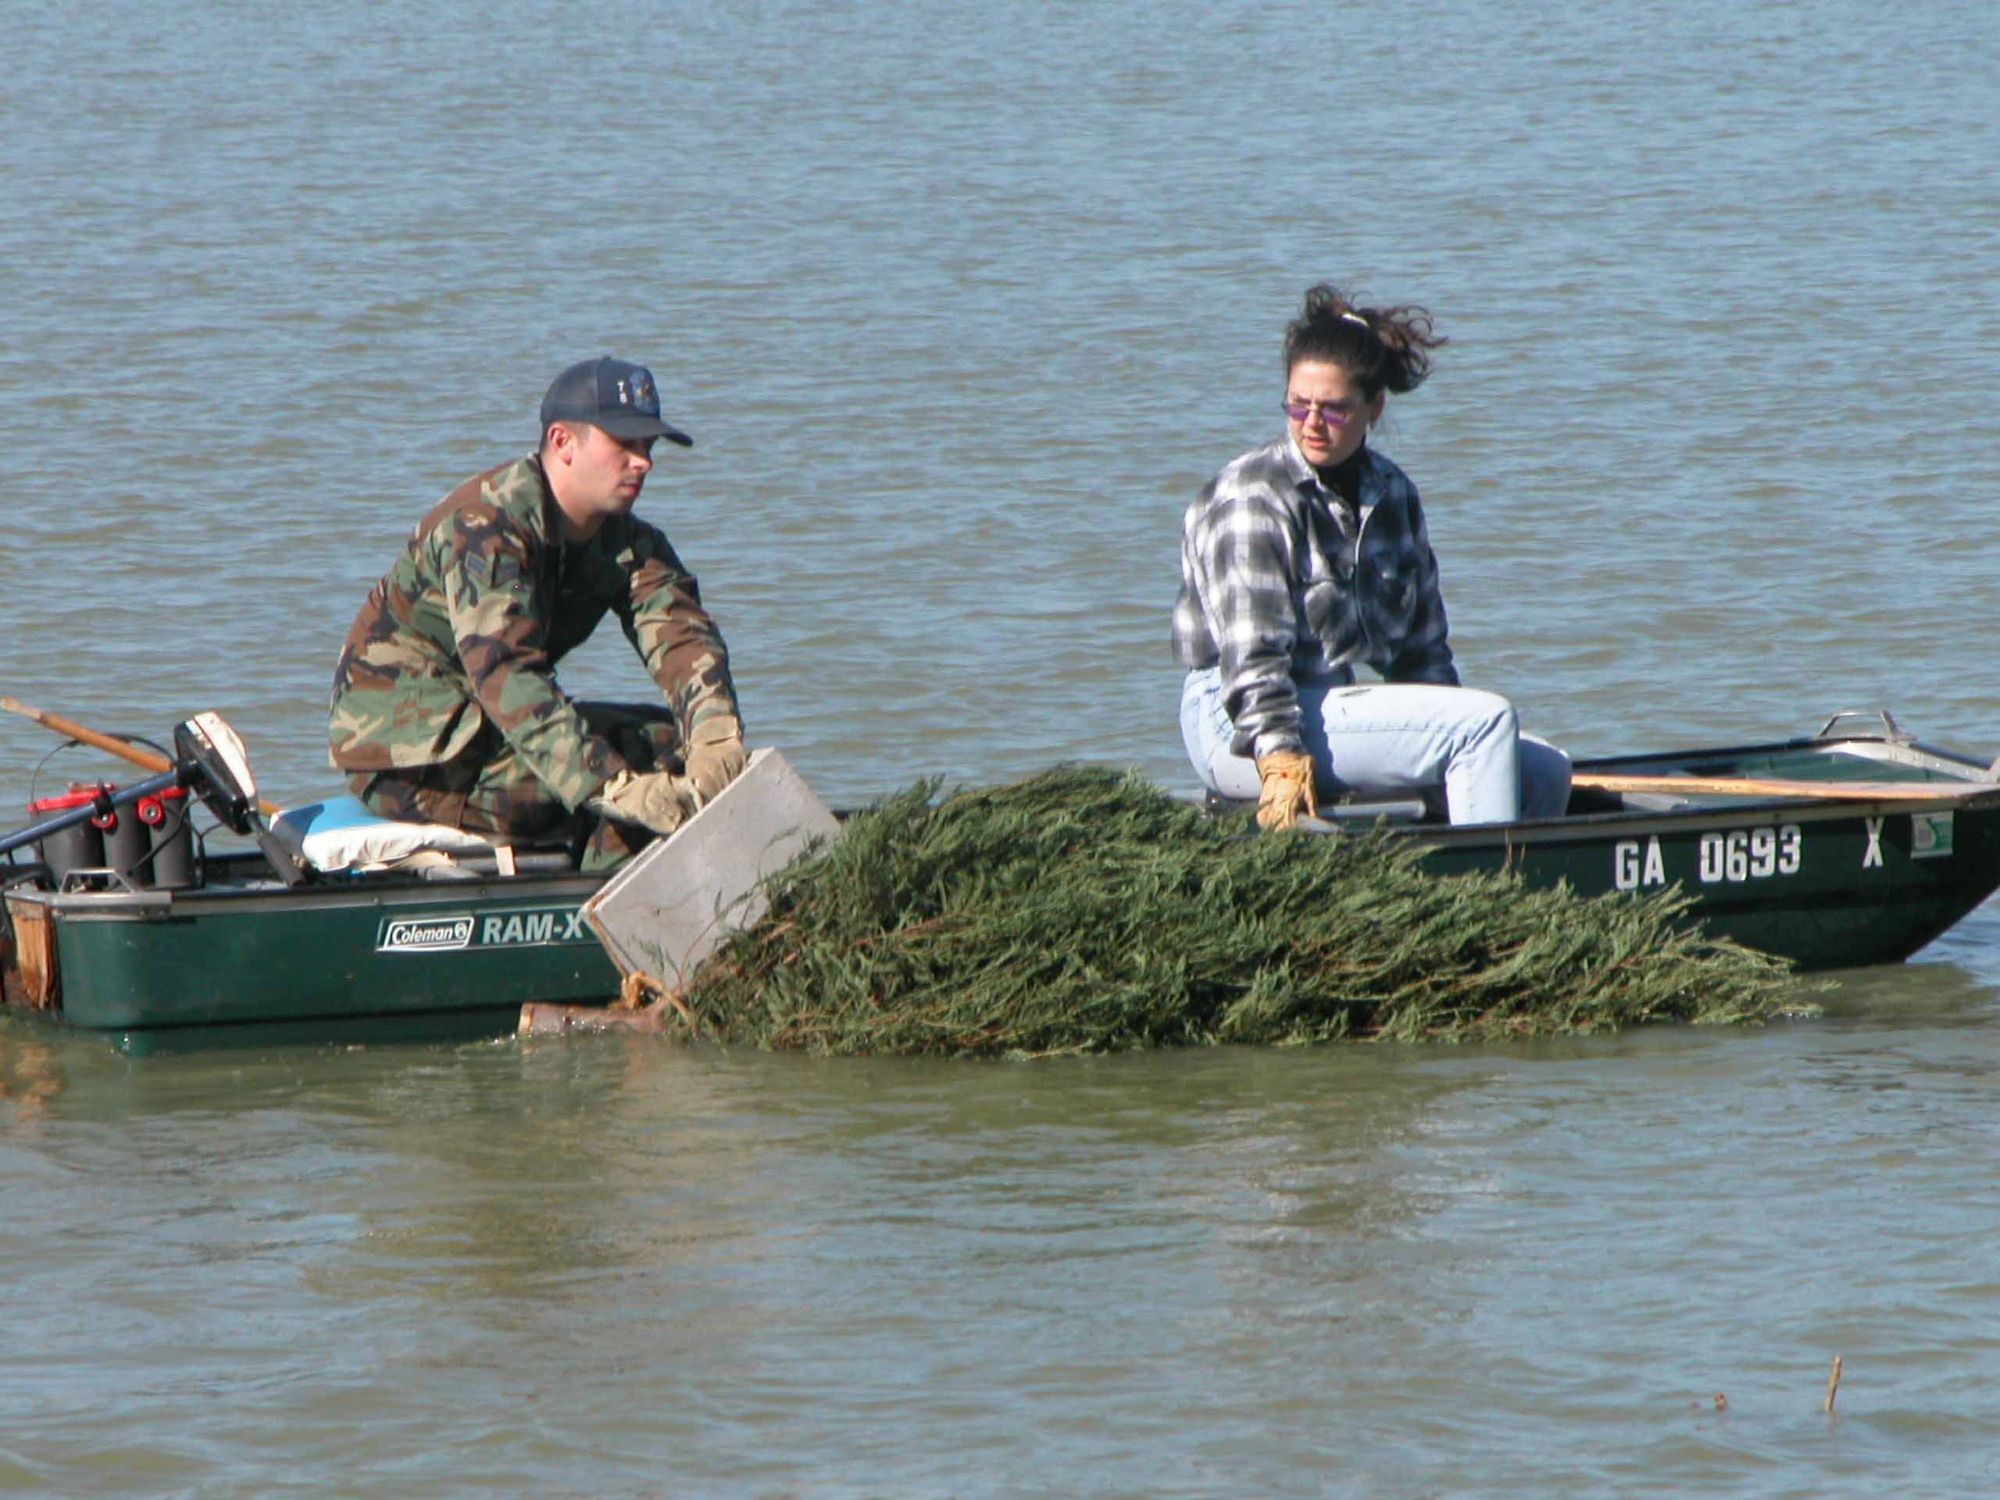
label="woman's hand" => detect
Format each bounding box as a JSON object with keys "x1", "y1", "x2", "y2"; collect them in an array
[{"x1": 1254, "y1": 751, "x2": 1318, "y2": 831}]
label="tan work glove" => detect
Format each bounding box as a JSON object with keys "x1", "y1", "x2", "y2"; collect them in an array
[
  {"x1": 590, "y1": 768, "x2": 699, "y2": 837},
  {"x1": 1254, "y1": 750, "x2": 1318, "y2": 832},
  {"x1": 683, "y1": 715, "x2": 748, "y2": 804}
]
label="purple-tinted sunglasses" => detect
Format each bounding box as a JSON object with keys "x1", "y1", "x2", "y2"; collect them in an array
[{"x1": 1282, "y1": 398, "x2": 1360, "y2": 427}]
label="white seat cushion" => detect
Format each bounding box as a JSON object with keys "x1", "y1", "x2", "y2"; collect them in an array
[{"x1": 270, "y1": 796, "x2": 499, "y2": 873}]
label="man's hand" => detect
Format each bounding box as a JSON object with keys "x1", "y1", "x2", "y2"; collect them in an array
[
  {"x1": 591, "y1": 767, "x2": 699, "y2": 837},
  {"x1": 1254, "y1": 750, "x2": 1318, "y2": 832},
  {"x1": 683, "y1": 715, "x2": 748, "y2": 804}
]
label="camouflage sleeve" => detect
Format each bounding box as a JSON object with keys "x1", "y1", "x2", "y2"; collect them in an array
[
  {"x1": 443, "y1": 508, "x2": 629, "y2": 809},
  {"x1": 616, "y1": 519, "x2": 741, "y2": 737}
]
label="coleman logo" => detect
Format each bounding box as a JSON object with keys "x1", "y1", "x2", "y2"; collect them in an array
[
  {"x1": 376, "y1": 906, "x2": 591, "y2": 954},
  {"x1": 378, "y1": 915, "x2": 476, "y2": 953}
]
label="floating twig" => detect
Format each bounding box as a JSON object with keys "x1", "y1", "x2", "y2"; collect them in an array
[{"x1": 1824, "y1": 1354, "x2": 1844, "y2": 1414}]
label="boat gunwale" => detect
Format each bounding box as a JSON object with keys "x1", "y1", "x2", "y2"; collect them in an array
[
  {"x1": 1390, "y1": 784, "x2": 2000, "y2": 852},
  {"x1": 4, "y1": 867, "x2": 611, "y2": 923},
  {"x1": 1571, "y1": 731, "x2": 1994, "y2": 781}
]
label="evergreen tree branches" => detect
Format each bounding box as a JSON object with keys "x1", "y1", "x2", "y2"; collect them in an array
[{"x1": 674, "y1": 767, "x2": 1808, "y2": 1056}]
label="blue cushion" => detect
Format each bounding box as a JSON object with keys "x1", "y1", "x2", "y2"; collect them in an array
[{"x1": 272, "y1": 796, "x2": 393, "y2": 837}]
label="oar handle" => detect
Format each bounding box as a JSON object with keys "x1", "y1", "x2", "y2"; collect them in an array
[
  {"x1": 2, "y1": 697, "x2": 282, "y2": 817},
  {"x1": 1, "y1": 697, "x2": 172, "y2": 774}
]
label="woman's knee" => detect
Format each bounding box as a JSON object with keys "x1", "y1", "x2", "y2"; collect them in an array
[{"x1": 1452, "y1": 688, "x2": 1518, "y2": 744}]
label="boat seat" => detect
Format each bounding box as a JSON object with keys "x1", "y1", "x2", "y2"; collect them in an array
[{"x1": 268, "y1": 797, "x2": 559, "y2": 877}]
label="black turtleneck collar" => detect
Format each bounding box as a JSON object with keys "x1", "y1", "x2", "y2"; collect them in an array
[{"x1": 1313, "y1": 443, "x2": 1367, "y2": 510}]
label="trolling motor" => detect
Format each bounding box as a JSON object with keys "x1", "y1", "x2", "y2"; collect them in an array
[
  {"x1": 171, "y1": 713, "x2": 259, "y2": 835},
  {"x1": 2, "y1": 712, "x2": 308, "y2": 888}
]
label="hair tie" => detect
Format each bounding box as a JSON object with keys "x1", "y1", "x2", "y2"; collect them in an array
[{"x1": 1341, "y1": 311, "x2": 1371, "y2": 329}]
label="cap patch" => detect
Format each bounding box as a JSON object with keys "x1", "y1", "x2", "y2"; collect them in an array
[{"x1": 621, "y1": 367, "x2": 661, "y2": 417}]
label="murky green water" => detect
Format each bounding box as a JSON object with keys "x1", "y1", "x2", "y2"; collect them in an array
[{"x1": 4, "y1": 0, "x2": 2000, "y2": 1491}]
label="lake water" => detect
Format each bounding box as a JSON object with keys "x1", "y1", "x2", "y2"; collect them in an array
[{"x1": 4, "y1": 0, "x2": 2000, "y2": 1492}]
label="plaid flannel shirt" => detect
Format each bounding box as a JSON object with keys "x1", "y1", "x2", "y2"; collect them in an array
[{"x1": 1171, "y1": 436, "x2": 1456, "y2": 758}]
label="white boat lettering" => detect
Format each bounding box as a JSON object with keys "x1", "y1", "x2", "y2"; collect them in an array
[
  {"x1": 1697, "y1": 825, "x2": 1802, "y2": 885},
  {"x1": 485, "y1": 913, "x2": 544, "y2": 945},
  {"x1": 1863, "y1": 816, "x2": 1885, "y2": 869},
  {"x1": 476, "y1": 907, "x2": 589, "y2": 948},
  {"x1": 1779, "y1": 826, "x2": 1802, "y2": 874},
  {"x1": 1613, "y1": 836, "x2": 1667, "y2": 890}
]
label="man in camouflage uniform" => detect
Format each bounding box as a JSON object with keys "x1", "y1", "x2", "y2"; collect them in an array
[{"x1": 328, "y1": 356, "x2": 745, "y2": 867}]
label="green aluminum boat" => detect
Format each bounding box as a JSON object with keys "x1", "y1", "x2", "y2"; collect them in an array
[
  {"x1": 3, "y1": 859, "x2": 619, "y2": 1046},
  {"x1": 4, "y1": 713, "x2": 1998, "y2": 1050},
  {"x1": 0, "y1": 714, "x2": 629, "y2": 1051}
]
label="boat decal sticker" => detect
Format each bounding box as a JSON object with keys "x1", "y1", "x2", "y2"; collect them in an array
[
  {"x1": 378, "y1": 914, "x2": 477, "y2": 953},
  {"x1": 1696, "y1": 825, "x2": 1803, "y2": 885},
  {"x1": 1862, "y1": 817, "x2": 1885, "y2": 869},
  {"x1": 376, "y1": 905, "x2": 593, "y2": 954},
  {"x1": 1911, "y1": 811, "x2": 1955, "y2": 860}
]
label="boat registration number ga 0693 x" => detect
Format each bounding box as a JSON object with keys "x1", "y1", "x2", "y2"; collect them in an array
[
  {"x1": 375, "y1": 906, "x2": 592, "y2": 954},
  {"x1": 1613, "y1": 826, "x2": 1804, "y2": 891}
]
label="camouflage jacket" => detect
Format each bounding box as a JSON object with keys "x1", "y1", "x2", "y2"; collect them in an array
[
  {"x1": 328, "y1": 455, "x2": 738, "y2": 810},
  {"x1": 1171, "y1": 436, "x2": 1455, "y2": 758}
]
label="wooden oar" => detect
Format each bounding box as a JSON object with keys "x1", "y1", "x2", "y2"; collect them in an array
[
  {"x1": 1572, "y1": 770, "x2": 1998, "y2": 802},
  {"x1": 2, "y1": 696, "x2": 284, "y2": 817}
]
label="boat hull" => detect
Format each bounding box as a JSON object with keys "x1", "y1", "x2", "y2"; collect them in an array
[
  {"x1": 1406, "y1": 795, "x2": 2000, "y2": 969},
  {"x1": 5, "y1": 871, "x2": 620, "y2": 1042}
]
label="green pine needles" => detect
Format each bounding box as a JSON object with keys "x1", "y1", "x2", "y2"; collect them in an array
[{"x1": 674, "y1": 767, "x2": 1808, "y2": 1056}]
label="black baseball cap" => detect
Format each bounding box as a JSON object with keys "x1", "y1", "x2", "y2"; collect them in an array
[{"x1": 539, "y1": 357, "x2": 693, "y2": 447}]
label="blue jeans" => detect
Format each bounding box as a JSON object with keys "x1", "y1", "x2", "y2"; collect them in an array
[{"x1": 1179, "y1": 669, "x2": 1572, "y2": 825}]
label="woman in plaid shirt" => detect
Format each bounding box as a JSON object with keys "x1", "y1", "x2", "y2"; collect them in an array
[{"x1": 1172, "y1": 285, "x2": 1570, "y2": 830}]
